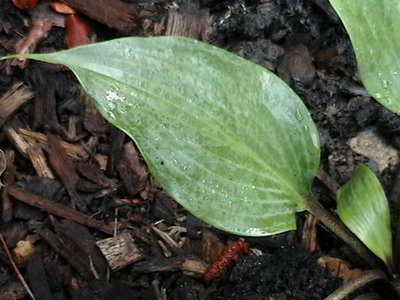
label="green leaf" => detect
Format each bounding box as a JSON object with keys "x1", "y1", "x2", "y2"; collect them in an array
[
  {"x1": 329, "y1": 0, "x2": 400, "y2": 112},
  {"x1": 9, "y1": 37, "x2": 320, "y2": 235},
  {"x1": 337, "y1": 164, "x2": 393, "y2": 265}
]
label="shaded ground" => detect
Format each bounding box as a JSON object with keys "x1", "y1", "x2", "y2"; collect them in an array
[{"x1": 0, "y1": 0, "x2": 399, "y2": 299}]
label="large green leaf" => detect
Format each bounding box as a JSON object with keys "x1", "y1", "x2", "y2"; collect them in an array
[
  {"x1": 337, "y1": 164, "x2": 393, "y2": 266},
  {"x1": 329, "y1": 0, "x2": 400, "y2": 112},
  {"x1": 7, "y1": 37, "x2": 320, "y2": 235}
]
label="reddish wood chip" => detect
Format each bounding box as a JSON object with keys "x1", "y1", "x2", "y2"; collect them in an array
[
  {"x1": 12, "y1": 0, "x2": 39, "y2": 11},
  {"x1": 65, "y1": 14, "x2": 91, "y2": 48},
  {"x1": 50, "y1": 1, "x2": 77, "y2": 14}
]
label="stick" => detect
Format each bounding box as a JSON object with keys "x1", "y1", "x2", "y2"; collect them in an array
[{"x1": 8, "y1": 186, "x2": 112, "y2": 235}]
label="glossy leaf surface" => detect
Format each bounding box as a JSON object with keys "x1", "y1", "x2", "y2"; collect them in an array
[
  {"x1": 11, "y1": 37, "x2": 320, "y2": 235},
  {"x1": 337, "y1": 164, "x2": 393, "y2": 265},
  {"x1": 330, "y1": 0, "x2": 400, "y2": 112}
]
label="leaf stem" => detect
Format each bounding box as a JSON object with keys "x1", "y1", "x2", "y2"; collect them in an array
[
  {"x1": 305, "y1": 194, "x2": 384, "y2": 269},
  {"x1": 323, "y1": 270, "x2": 388, "y2": 300}
]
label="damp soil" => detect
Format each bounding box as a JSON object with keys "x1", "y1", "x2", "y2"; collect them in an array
[{"x1": 0, "y1": 0, "x2": 399, "y2": 299}]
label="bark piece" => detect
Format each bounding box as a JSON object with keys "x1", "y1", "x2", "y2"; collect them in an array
[
  {"x1": 165, "y1": 2, "x2": 211, "y2": 40},
  {"x1": 0, "y1": 282, "x2": 27, "y2": 300},
  {"x1": 106, "y1": 127, "x2": 125, "y2": 177},
  {"x1": 26, "y1": 253, "x2": 53, "y2": 300},
  {"x1": 53, "y1": 219, "x2": 109, "y2": 279},
  {"x1": 151, "y1": 191, "x2": 179, "y2": 225},
  {"x1": 131, "y1": 257, "x2": 185, "y2": 274},
  {"x1": 96, "y1": 232, "x2": 143, "y2": 271},
  {"x1": 22, "y1": 176, "x2": 64, "y2": 201},
  {"x1": 1, "y1": 150, "x2": 14, "y2": 223},
  {"x1": 27, "y1": 64, "x2": 60, "y2": 132},
  {"x1": 8, "y1": 186, "x2": 113, "y2": 235},
  {"x1": 47, "y1": 133, "x2": 86, "y2": 210},
  {"x1": 116, "y1": 142, "x2": 149, "y2": 196},
  {"x1": 78, "y1": 86, "x2": 108, "y2": 134},
  {"x1": 2, "y1": 221, "x2": 27, "y2": 249},
  {"x1": 0, "y1": 82, "x2": 35, "y2": 128},
  {"x1": 39, "y1": 228, "x2": 94, "y2": 280},
  {"x1": 76, "y1": 162, "x2": 116, "y2": 189},
  {"x1": 62, "y1": 0, "x2": 138, "y2": 33}
]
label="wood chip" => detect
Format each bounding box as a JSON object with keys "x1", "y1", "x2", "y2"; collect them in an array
[
  {"x1": 131, "y1": 256, "x2": 206, "y2": 277},
  {"x1": 301, "y1": 213, "x2": 320, "y2": 252},
  {"x1": 4, "y1": 127, "x2": 30, "y2": 158},
  {"x1": 0, "y1": 82, "x2": 35, "y2": 128},
  {"x1": 96, "y1": 232, "x2": 143, "y2": 271},
  {"x1": 47, "y1": 133, "x2": 87, "y2": 210},
  {"x1": 181, "y1": 259, "x2": 208, "y2": 278},
  {"x1": 26, "y1": 146, "x2": 55, "y2": 179},
  {"x1": 17, "y1": 128, "x2": 88, "y2": 160}
]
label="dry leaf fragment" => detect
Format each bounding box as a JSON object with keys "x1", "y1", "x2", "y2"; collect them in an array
[
  {"x1": 317, "y1": 256, "x2": 363, "y2": 281},
  {"x1": 13, "y1": 240, "x2": 35, "y2": 267}
]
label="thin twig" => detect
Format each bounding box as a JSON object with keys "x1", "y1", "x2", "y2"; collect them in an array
[
  {"x1": 324, "y1": 270, "x2": 387, "y2": 300},
  {"x1": 0, "y1": 232, "x2": 36, "y2": 300},
  {"x1": 8, "y1": 186, "x2": 112, "y2": 235}
]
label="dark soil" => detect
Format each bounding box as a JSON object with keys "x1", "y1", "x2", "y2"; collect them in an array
[{"x1": 0, "y1": 0, "x2": 399, "y2": 299}]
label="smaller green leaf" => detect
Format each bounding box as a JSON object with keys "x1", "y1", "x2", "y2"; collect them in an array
[{"x1": 337, "y1": 164, "x2": 392, "y2": 266}]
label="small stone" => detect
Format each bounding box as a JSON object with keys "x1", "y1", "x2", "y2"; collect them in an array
[{"x1": 348, "y1": 130, "x2": 399, "y2": 172}]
